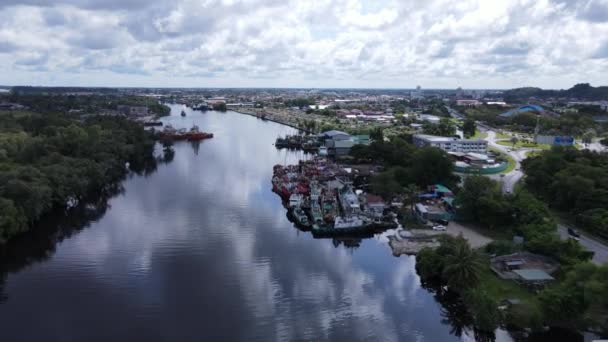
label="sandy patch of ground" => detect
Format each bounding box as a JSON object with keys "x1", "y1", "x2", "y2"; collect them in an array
[{"x1": 445, "y1": 221, "x2": 493, "y2": 248}]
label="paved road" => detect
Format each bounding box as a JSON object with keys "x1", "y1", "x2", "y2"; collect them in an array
[
  {"x1": 483, "y1": 130, "x2": 536, "y2": 193},
  {"x1": 557, "y1": 224, "x2": 608, "y2": 264}
]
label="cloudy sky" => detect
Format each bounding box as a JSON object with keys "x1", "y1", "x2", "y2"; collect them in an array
[{"x1": 0, "y1": 0, "x2": 607, "y2": 89}]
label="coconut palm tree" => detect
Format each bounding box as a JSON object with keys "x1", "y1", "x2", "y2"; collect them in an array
[
  {"x1": 404, "y1": 184, "x2": 420, "y2": 215},
  {"x1": 442, "y1": 240, "x2": 484, "y2": 289}
]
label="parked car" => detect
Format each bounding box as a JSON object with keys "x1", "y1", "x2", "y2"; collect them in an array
[
  {"x1": 432, "y1": 225, "x2": 447, "y2": 231},
  {"x1": 567, "y1": 228, "x2": 581, "y2": 238},
  {"x1": 435, "y1": 219, "x2": 449, "y2": 226}
]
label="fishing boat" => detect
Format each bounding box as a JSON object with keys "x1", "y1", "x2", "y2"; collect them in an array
[
  {"x1": 312, "y1": 216, "x2": 397, "y2": 237},
  {"x1": 159, "y1": 124, "x2": 213, "y2": 141},
  {"x1": 143, "y1": 121, "x2": 163, "y2": 127},
  {"x1": 292, "y1": 207, "x2": 311, "y2": 229}
]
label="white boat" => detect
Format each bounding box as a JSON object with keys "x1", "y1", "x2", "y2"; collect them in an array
[
  {"x1": 334, "y1": 216, "x2": 369, "y2": 229},
  {"x1": 288, "y1": 193, "x2": 304, "y2": 208}
]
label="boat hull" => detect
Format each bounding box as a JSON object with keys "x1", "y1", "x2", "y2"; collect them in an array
[{"x1": 311, "y1": 222, "x2": 397, "y2": 237}]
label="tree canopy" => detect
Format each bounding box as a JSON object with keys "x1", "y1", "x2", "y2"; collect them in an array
[
  {"x1": 522, "y1": 147, "x2": 608, "y2": 240},
  {"x1": 0, "y1": 111, "x2": 159, "y2": 242}
]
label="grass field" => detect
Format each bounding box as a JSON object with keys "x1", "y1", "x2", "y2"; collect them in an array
[
  {"x1": 477, "y1": 263, "x2": 541, "y2": 313},
  {"x1": 496, "y1": 140, "x2": 551, "y2": 150},
  {"x1": 471, "y1": 129, "x2": 488, "y2": 139},
  {"x1": 495, "y1": 131, "x2": 511, "y2": 139},
  {"x1": 489, "y1": 147, "x2": 517, "y2": 174}
]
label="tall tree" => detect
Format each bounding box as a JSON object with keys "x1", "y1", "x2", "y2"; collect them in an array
[
  {"x1": 463, "y1": 118, "x2": 476, "y2": 138},
  {"x1": 442, "y1": 241, "x2": 484, "y2": 289}
]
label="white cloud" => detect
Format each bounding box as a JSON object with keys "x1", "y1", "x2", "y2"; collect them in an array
[{"x1": 0, "y1": 0, "x2": 607, "y2": 88}]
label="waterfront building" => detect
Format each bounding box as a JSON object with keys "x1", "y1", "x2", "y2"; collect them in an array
[{"x1": 321, "y1": 130, "x2": 371, "y2": 156}]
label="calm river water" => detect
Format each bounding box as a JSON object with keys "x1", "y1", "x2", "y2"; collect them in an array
[{"x1": 0, "y1": 105, "x2": 514, "y2": 341}]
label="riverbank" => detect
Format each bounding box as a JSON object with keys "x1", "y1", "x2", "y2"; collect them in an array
[
  {"x1": 231, "y1": 108, "x2": 312, "y2": 133},
  {"x1": 231, "y1": 106, "x2": 396, "y2": 136}
]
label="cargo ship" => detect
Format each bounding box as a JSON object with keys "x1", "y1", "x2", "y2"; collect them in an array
[{"x1": 159, "y1": 125, "x2": 213, "y2": 141}]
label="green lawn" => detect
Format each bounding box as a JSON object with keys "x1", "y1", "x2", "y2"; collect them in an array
[
  {"x1": 471, "y1": 129, "x2": 488, "y2": 139},
  {"x1": 478, "y1": 265, "x2": 539, "y2": 305},
  {"x1": 496, "y1": 140, "x2": 551, "y2": 150},
  {"x1": 495, "y1": 131, "x2": 511, "y2": 139},
  {"x1": 490, "y1": 147, "x2": 517, "y2": 174}
]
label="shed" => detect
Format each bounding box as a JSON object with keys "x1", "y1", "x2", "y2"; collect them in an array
[
  {"x1": 513, "y1": 269, "x2": 554, "y2": 282},
  {"x1": 321, "y1": 130, "x2": 351, "y2": 140}
]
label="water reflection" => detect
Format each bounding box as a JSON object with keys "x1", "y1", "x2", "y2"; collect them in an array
[{"x1": 0, "y1": 106, "x2": 507, "y2": 341}]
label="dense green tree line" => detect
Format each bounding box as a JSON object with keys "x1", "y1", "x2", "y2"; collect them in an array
[
  {"x1": 503, "y1": 83, "x2": 608, "y2": 102},
  {"x1": 4, "y1": 93, "x2": 170, "y2": 117},
  {"x1": 539, "y1": 262, "x2": 608, "y2": 335},
  {"x1": 457, "y1": 103, "x2": 603, "y2": 137},
  {"x1": 0, "y1": 112, "x2": 158, "y2": 242},
  {"x1": 522, "y1": 147, "x2": 608, "y2": 240},
  {"x1": 455, "y1": 176, "x2": 592, "y2": 265},
  {"x1": 283, "y1": 98, "x2": 315, "y2": 108},
  {"x1": 422, "y1": 100, "x2": 450, "y2": 117},
  {"x1": 349, "y1": 136, "x2": 458, "y2": 198},
  {"x1": 422, "y1": 118, "x2": 457, "y2": 136}
]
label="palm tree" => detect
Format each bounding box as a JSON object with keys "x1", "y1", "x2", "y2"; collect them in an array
[
  {"x1": 442, "y1": 240, "x2": 484, "y2": 289},
  {"x1": 404, "y1": 184, "x2": 419, "y2": 215}
]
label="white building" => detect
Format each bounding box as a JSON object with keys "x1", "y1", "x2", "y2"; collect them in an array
[
  {"x1": 413, "y1": 134, "x2": 487, "y2": 153},
  {"x1": 419, "y1": 114, "x2": 441, "y2": 124}
]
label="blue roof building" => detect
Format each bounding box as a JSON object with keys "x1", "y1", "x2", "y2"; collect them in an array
[{"x1": 500, "y1": 104, "x2": 544, "y2": 118}]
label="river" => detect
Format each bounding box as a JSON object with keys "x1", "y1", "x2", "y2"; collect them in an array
[{"x1": 0, "y1": 105, "x2": 507, "y2": 341}]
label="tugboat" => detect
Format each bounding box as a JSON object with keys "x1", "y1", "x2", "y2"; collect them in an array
[
  {"x1": 185, "y1": 125, "x2": 213, "y2": 140},
  {"x1": 181, "y1": 110, "x2": 186, "y2": 117}
]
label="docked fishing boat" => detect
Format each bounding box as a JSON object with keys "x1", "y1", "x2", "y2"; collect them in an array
[
  {"x1": 271, "y1": 157, "x2": 398, "y2": 237},
  {"x1": 291, "y1": 207, "x2": 311, "y2": 229},
  {"x1": 159, "y1": 124, "x2": 213, "y2": 141},
  {"x1": 312, "y1": 216, "x2": 397, "y2": 237},
  {"x1": 143, "y1": 121, "x2": 163, "y2": 127}
]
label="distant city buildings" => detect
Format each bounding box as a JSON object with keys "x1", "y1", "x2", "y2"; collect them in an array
[{"x1": 456, "y1": 99, "x2": 481, "y2": 106}]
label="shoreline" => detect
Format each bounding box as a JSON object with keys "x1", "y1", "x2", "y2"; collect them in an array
[{"x1": 230, "y1": 108, "x2": 313, "y2": 133}]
